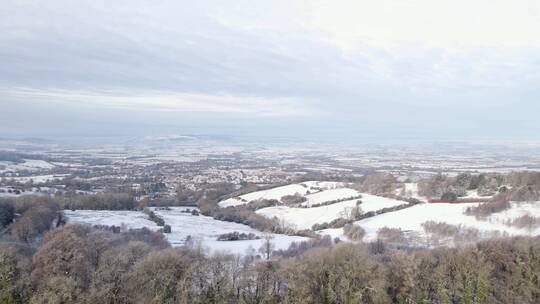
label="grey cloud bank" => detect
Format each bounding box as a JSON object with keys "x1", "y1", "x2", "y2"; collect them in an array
[{"x1": 1, "y1": 0, "x2": 540, "y2": 141}]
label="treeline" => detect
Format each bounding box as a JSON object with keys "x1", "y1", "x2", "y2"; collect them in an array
[
  {"x1": 418, "y1": 172, "x2": 540, "y2": 202},
  {"x1": 0, "y1": 193, "x2": 139, "y2": 212},
  {"x1": 0, "y1": 196, "x2": 61, "y2": 243},
  {"x1": 464, "y1": 194, "x2": 511, "y2": 218},
  {"x1": 354, "y1": 173, "x2": 398, "y2": 195},
  {"x1": 420, "y1": 173, "x2": 500, "y2": 198},
  {"x1": 61, "y1": 193, "x2": 137, "y2": 210},
  {"x1": 1, "y1": 192, "x2": 196, "y2": 213},
  {"x1": 1, "y1": 224, "x2": 540, "y2": 303}
]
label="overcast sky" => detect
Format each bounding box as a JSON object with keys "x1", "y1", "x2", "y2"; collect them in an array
[{"x1": 1, "y1": 0, "x2": 540, "y2": 141}]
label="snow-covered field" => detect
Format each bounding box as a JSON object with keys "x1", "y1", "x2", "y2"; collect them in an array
[
  {"x1": 64, "y1": 208, "x2": 307, "y2": 255},
  {"x1": 490, "y1": 202, "x2": 540, "y2": 226},
  {"x1": 218, "y1": 181, "x2": 344, "y2": 208},
  {"x1": 464, "y1": 190, "x2": 493, "y2": 199},
  {"x1": 319, "y1": 201, "x2": 540, "y2": 243},
  {"x1": 257, "y1": 193, "x2": 407, "y2": 230},
  {"x1": 219, "y1": 184, "x2": 309, "y2": 208},
  {"x1": 64, "y1": 210, "x2": 159, "y2": 230},
  {"x1": 301, "y1": 188, "x2": 360, "y2": 207},
  {"x1": 0, "y1": 159, "x2": 55, "y2": 172},
  {"x1": 10, "y1": 174, "x2": 68, "y2": 183},
  {"x1": 154, "y1": 207, "x2": 306, "y2": 254}
]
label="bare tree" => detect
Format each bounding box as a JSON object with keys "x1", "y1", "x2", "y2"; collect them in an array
[{"x1": 258, "y1": 234, "x2": 275, "y2": 260}]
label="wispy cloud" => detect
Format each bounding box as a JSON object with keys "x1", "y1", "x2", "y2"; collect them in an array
[{"x1": 2, "y1": 87, "x2": 315, "y2": 117}]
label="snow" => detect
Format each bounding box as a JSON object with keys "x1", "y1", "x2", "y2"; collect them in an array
[
  {"x1": 10, "y1": 174, "x2": 68, "y2": 183},
  {"x1": 257, "y1": 193, "x2": 407, "y2": 230},
  {"x1": 403, "y1": 183, "x2": 419, "y2": 197},
  {"x1": 153, "y1": 207, "x2": 307, "y2": 254},
  {"x1": 301, "y1": 188, "x2": 360, "y2": 207},
  {"x1": 218, "y1": 184, "x2": 310, "y2": 208},
  {"x1": 319, "y1": 201, "x2": 540, "y2": 243},
  {"x1": 64, "y1": 210, "x2": 159, "y2": 230},
  {"x1": 0, "y1": 159, "x2": 55, "y2": 172},
  {"x1": 490, "y1": 202, "x2": 540, "y2": 225},
  {"x1": 360, "y1": 193, "x2": 410, "y2": 211},
  {"x1": 64, "y1": 208, "x2": 307, "y2": 255},
  {"x1": 464, "y1": 190, "x2": 493, "y2": 199},
  {"x1": 218, "y1": 181, "x2": 351, "y2": 208},
  {"x1": 257, "y1": 201, "x2": 359, "y2": 230},
  {"x1": 301, "y1": 181, "x2": 344, "y2": 189},
  {"x1": 396, "y1": 183, "x2": 428, "y2": 201}
]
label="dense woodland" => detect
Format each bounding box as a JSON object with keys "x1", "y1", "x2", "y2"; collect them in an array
[
  {"x1": 1, "y1": 171, "x2": 540, "y2": 303},
  {"x1": 1, "y1": 223, "x2": 539, "y2": 303}
]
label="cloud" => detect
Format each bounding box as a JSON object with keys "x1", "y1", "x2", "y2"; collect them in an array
[
  {"x1": 1, "y1": 0, "x2": 540, "y2": 139},
  {"x1": 300, "y1": 0, "x2": 540, "y2": 51},
  {"x1": 2, "y1": 87, "x2": 314, "y2": 117}
]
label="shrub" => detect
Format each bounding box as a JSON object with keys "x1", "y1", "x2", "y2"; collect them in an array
[
  {"x1": 465, "y1": 195, "x2": 510, "y2": 218},
  {"x1": 143, "y1": 208, "x2": 165, "y2": 226},
  {"x1": 421, "y1": 221, "x2": 459, "y2": 237},
  {"x1": 216, "y1": 231, "x2": 259, "y2": 241},
  {"x1": 273, "y1": 235, "x2": 334, "y2": 258},
  {"x1": 377, "y1": 227, "x2": 406, "y2": 243},
  {"x1": 343, "y1": 224, "x2": 365, "y2": 241},
  {"x1": 163, "y1": 225, "x2": 172, "y2": 234},
  {"x1": 281, "y1": 194, "x2": 307, "y2": 205},
  {"x1": 441, "y1": 191, "x2": 458, "y2": 202}
]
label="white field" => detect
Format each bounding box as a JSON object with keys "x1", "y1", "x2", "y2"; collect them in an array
[
  {"x1": 319, "y1": 201, "x2": 540, "y2": 242},
  {"x1": 219, "y1": 184, "x2": 309, "y2": 207},
  {"x1": 490, "y1": 202, "x2": 540, "y2": 226},
  {"x1": 11, "y1": 174, "x2": 68, "y2": 183},
  {"x1": 0, "y1": 159, "x2": 55, "y2": 172},
  {"x1": 64, "y1": 210, "x2": 159, "y2": 230},
  {"x1": 301, "y1": 188, "x2": 360, "y2": 207},
  {"x1": 64, "y1": 208, "x2": 307, "y2": 255},
  {"x1": 153, "y1": 207, "x2": 306, "y2": 254},
  {"x1": 464, "y1": 190, "x2": 493, "y2": 199},
  {"x1": 257, "y1": 193, "x2": 407, "y2": 230},
  {"x1": 218, "y1": 181, "x2": 345, "y2": 208}
]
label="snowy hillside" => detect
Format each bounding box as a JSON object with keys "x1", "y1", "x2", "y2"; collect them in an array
[
  {"x1": 319, "y1": 201, "x2": 540, "y2": 244},
  {"x1": 301, "y1": 188, "x2": 360, "y2": 207},
  {"x1": 257, "y1": 193, "x2": 407, "y2": 230},
  {"x1": 218, "y1": 181, "x2": 344, "y2": 208},
  {"x1": 0, "y1": 159, "x2": 55, "y2": 173},
  {"x1": 64, "y1": 207, "x2": 307, "y2": 255}
]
